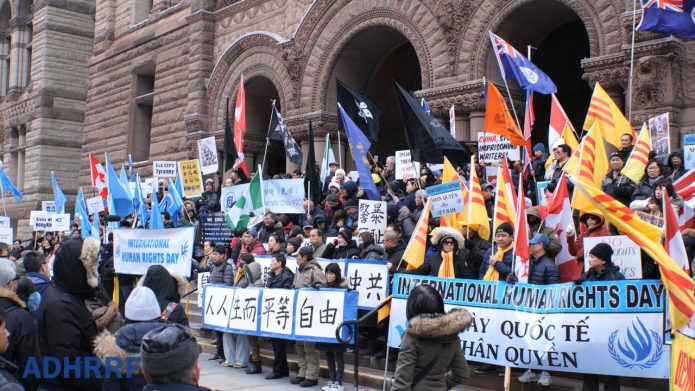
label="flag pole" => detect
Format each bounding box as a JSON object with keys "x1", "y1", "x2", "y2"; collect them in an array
[
  {"x1": 0, "y1": 179, "x2": 7, "y2": 217},
  {"x1": 626, "y1": 0, "x2": 638, "y2": 122},
  {"x1": 337, "y1": 132, "x2": 342, "y2": 168},
  {"x1": 261, "y1": 100, "x2": 275, "y2": 177}
]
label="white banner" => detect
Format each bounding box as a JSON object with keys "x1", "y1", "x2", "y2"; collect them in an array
[
  {"x1": 583, "y1": 235, "x2": 641, "y2": 279},
  {"x1": 345, "y1": 260, "x2": 389, "y2": 309},
  {"x1": 477, "y1": 133, "x2": 520, "y2": 162},
  {"x1": 0, "y1": 228, "x2": 12, "y2": 245},
  {"x1": 202, "y1": 285, "x2": 235, "y2": 329},
  {"x1": 30, "y1": 211, "x2": 69, "y2": 231},
  {"x1": 86, "y1": 196, "x2": 105, "y2": 215},
  {"x1": 294, "y1": 289, "x2": 347, "y2": 339},
  {"x1": 260, "y1": 288, "x2": 295, "y2": 336},
  {"x1": 426, "y1": 181, "x2": 465, "y2": 218},
  {"x1": 197, "y1": 272, "x2": 210, "y2": 308},
  {"x1": 220, "y1": 184, "x2": 248, "y2": 212},
  {"x1": 197, "y1": 136, "x2": 219, "y2": 175},
  {"x1": 227, "y1": 287, "x2": 261, "y2": 332},
  {"x1": 153, "y1": 161, "x2": 177, "y2": 178},
  {"x1": 263, "y1": 179, "x2": 305, "y2": 214},
  {"x1": 395, "y1": 150, "x2": 420, "y2": 180},
  {"x1": 358, "y1": 200, "x2": 387, "y2": 244},
  {"x1": 113, "y1": 227, "x2": 194, "y2": 278}
]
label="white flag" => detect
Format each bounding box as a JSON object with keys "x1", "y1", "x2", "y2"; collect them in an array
[{"x1": 320, "y1": 133, "x2": 337, "y2": 185}]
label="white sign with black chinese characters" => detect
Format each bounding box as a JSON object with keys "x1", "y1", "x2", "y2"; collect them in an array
[
  {"x1": 202, "y1": 285, "x2": 235, "y2": 330},
  {"x1": 583, "y1": 235, "x2": 641, "y2": 279},
  {"x1": 197, "y1": 136, "x2": 219, "y2": 175},
  {"x1": 294, "y1": 289, "x2": 346, "y2": 340},
  {"x1": 477, "y1": 133, "x2": 520, "y2": 163},
  {"x1": 358, "y1": 200, "x2": 387, "y2": 244},
  {"x1": 426, "y1": 181, "x2": 465, "y2": 218},
  {"x1": 345, "y1": 260, "x2": 389, "y2": 309},
  {"x1": 197, "y1": 272, "x2": 210, "y2": 308},
  {"x1": 227, "y1": 288, "x2": 261, "y2": 332},
  {"x1": 86, "y1": 196, "x2": 105, "y2": 215},
  {"x1": 395, "y1": 150, "x2": 420, "y2": 180},
  {"x1": 153, "y1": 161, "x2": 177, "y2": 178},
  {"x1": 260, "y1": 288, "x2": 295, "y2": 337}
]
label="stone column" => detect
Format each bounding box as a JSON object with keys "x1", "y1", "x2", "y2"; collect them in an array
[
  {"x1": 93, "y1": 0, "x2": 116, "y2": 55},
  {"x1": 8, "y1": 22, "x2": 30, "y2": 93},
  {"x1": 469, "y1": 111, "x2": 486, "y2": 139},
  {"x1": 0, "y1": 36, "x2": 9, "y2": 96}
]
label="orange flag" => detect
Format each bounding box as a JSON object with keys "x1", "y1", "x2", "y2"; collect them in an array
[
  {"x1": 484, "y1": 82, "x2": 525, "y2": 146},
  {"x1": 464, "y1": 157, "x2": 491, "y2": 241},
  {"x1": 402, "y1": 198, "x2": 432, "y2": 271},
  {"x1": 492, "y1": 159, "x2": 517, "y2": 233},
  {"x1": 441, "y1": 157, "x2": 468, "y2": 231}
]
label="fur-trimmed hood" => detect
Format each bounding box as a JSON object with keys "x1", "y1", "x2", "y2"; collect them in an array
[
  {"x1": 81, "y1": 238, "x2": 100, "y2": 289},
  {"x1": 0, "y1": 287, "x2": 25, "y2": 308},
  {"x1": 53, "y1": 238, "x2": 100, "y2": 299},
  {"x1": 430, "y1": 226, "x2": 465, "y2": 249},
  {"x1": 93, "y1": 321, "x2": 163, "y2": 374},
  {"x1": 408, "y1": 308, "x2": 472, "y2": 339}
]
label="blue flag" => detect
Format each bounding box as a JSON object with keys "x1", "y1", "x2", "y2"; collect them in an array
[
  {"x1": 119, "y1": 165, "x2": 133, "y2": 200},
  {"x1": 51, "y1": 171, "x2": 68, "y2": 214},
  {"x1": 106, "y1": 158, "x2": 135, "y2": 219},
  {"x1": 420, "y1": 98, "x2": 430, "y2": 114},
  {"x1": 638, "y1": 0, "x2": 695, "y2": 38},
  {"x1": 127, "y1": 154, "x2": 137, "y2": 182},
  {"x1": 165, "y1": 175, "x2": 183, "y2": 227},
  {"x1": 150, "y1": 190, "x2": 164, "y2": 230},
  {"x1": 337, "y1": 103, "x2": 380, "y2": 201},
  {"x1": 0, "y1": 168, "x2": 22, "y2": 200},
  {"x1": 173, "y1": 174, "x2": 183, "y2": 200},
  {"x1": 91, "y1": 209, "x2": 100, "y2": 241},
  {"x1": 489, "y1": 32, "x2": 557, "y2": 94},
  {"x1": 134, "y1": 175, "x2": 150, "y2": 228},
  {"x1": 75, "y1": 188, "x2": 91, "y2": 238}
]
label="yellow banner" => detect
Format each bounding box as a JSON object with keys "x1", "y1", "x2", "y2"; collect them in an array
[
  {"x1": 671, "y1": 332, "x2": 695, "y2": 391},
  {"x1": 178, "y1": 160, "x2": 204, "y2": 198}
]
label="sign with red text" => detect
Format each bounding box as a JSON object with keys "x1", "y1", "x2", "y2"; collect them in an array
[
  {"x1": 477, "y1": 133, "x2": 520, "y2": 162},
  {"x1": 583, "y1": 235, "x2": 641, "y2": 279}
]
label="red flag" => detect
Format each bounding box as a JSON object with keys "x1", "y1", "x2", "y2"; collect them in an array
[
  {"x1": 89, "y1": 153, "x2": 108, "y2": 199},
  {"x1": 545, "y1": 175, "x2": 582, "y2": 281},
  {"x1": 234, "y1": 75, "x2": 249, "y2": 177},
  {"x1": 513, "y1": 175, "x2": 529, "y2": 282},
  {"x1": 523, "y1": 93, "x2": 534, "y2": 163},
  {"x1": 664, "y1": 190, "x2": 690, "y2": 273},
  {"x1": 674, "y1": 169, "x2": 695, "y2": 201}
]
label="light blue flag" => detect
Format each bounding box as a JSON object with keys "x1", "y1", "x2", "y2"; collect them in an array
[
  {"x1": 150, "y1": 190, "x2": 164, "y2": 230},
  {"x1": 135, "y1": 175, "x2": 150, "y2": 228},
  {"x1": 420, "y1": 97, "x2": 430, "y2": 114},
  {"x1": 51, "y1": 171, "x2": 68, "y2": 214},
  {"x1": 119, "y1": 165, "x2": 133, "y2": 200},
  {"x1": 91, "y1": 208, "x2": 100, "y2": 241},
  {"x1": 337, "y1": 103, "x2": 380, "y2": 201},
  {"x1": 75, "y1": 188, "x2": 91, "y2": 238},
  {"x1": 0, "y1": 168, "x2": 23, "y2": 200},
  {"x1": 166, "y1": 175, "x2": 184, "y2": 227},
  {"x1": 106, "y1": 158, "x2": 135, "y2": 219},
  {"x1": 128, "y1": 154, "x2": 137, "y2": 182},
  {"x1": 173, "y1": 173, "x2": 183, "y2": 199}
]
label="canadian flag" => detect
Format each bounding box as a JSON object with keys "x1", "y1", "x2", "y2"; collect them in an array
[
  {"x1": 674, "y1": 170, "x2": 695, "y2": 230},
  {"x1": 89, "y1": 153, "x2": 108, "y2": 199},
  {"x1": 664, "y1": 189, "x2": 690, "y2": 273},
  {"x1": 545, "y1": 175, "x2": 583, "y2": 282},
  {"x1": 513, "y1": 175, "x2": 530, "y2": 283}
]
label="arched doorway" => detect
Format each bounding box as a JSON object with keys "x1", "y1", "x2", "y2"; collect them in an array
[
  {"x1": 325, "y1": 26, "x2": 422, "y2": 162},
  {"x1": 244, "y1": 76, "x2": 285, "y2": 176},
  {"x1": 486, "y1": 1, "x2": 591, "y2": 146}
]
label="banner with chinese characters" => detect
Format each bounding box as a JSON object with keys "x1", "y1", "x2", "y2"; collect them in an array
[
  {"x1": 387, "y1": 274, "x2": 670, "y2": 378},
  {"x1": 178, "y1": 159, "x2": 204, "y2": 198},
  {"x1": 113, "y1": 227, "x2": 194, "y2": 278},
  {"x1": 358, "y1": 200, "x2": 387, "y2": 244},
  {"x1": 202, "y1": 286, "x2": 358, "y2": 343},
  {"x1": 344, "y1": 259, "x2": 389, "y2": 310}
]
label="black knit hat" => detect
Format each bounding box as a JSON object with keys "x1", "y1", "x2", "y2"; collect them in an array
[
  {"x1": 589, "y1": 243, "x2": 613, "y2": 263},
  {"x1": 496, "y1": 222, "x2": 514, "y2": 236}
]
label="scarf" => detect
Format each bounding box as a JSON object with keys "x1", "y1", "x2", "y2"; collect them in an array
[
  {"x1": 234, "y1": 266, "x2": 244, "y2": 286},
  {"x1": 438, "y1": 251, "x2": 456, "y2": 278},
  {"x1": 483, "y1": 242, "x2": 514, "y2": 281}
]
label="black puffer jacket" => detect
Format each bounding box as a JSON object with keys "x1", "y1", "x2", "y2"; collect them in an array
[
  {"x1": 266, "y1": 267, "x2": 294, "y2": 289},
  {"x1": 385, "y1": 241, "x2": 408, "y2": 273},
  {"x1": 416, "y1": 249, "x2": 475, "y2": 279},
  {"x1": 632, "y1": 175, "x2": 662, "y2": 201},
  {"x1": 576, "y1": 265, "x2": 625, "y2": 282},
  {"x1": 527, "y1": 255, "x2": 560, "y2": 285},
  {"x1": 0, "y1": 287, "x2": 40, "y2": 385}
]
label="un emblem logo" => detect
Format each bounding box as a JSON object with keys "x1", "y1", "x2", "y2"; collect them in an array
[{"x1": 608, "y1": 318, "x2": 663, "y2": 369}]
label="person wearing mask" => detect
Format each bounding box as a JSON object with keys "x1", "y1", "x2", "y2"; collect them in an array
[
  {"x1": 264, "y1": 253, "x2": 294, "y2": 380},
  {"x1": 141, "y1": 265, "x2": 189, "y2": 326},
  {"x1": 526, "y1": 207, "x2": 562, "y2": 258},
  {"x1": 412, "y1": 227, "x2": 473, "y2": 279},
  {"x1": 140, "y1": 324, "x2": 211, "y2": 391},
  {"x1": 22, "y1": 252, "x2": 51, "y2": 296},
  {"x1": 392, "y1": 284, "x2": 470, "y2": 391},
  {"x1": 207, "y1": 245, "x2": 234, "y2": 363},
  {"x1": 317, "y1": 263, "x2": 348, "y2": 391},
  {"x1": 291, "y1": 247, "x2": 326, "y2": 387}
]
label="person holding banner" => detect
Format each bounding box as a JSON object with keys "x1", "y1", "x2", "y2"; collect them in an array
[
  {"x1": 392, "y1": 284, "x2": 471, "y2": 391},
  {"x1": 265, "y1": 253, "x2": 295, "y2": 380}
]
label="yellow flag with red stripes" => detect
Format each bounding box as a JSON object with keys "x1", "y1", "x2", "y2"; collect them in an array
[
  {"x1": 465, "y1": 156, "x2": 491, "y2": 241},
  {"x1": 377, "y1": 295, "x2": 392, "y2": 324},
  {"x1": 570, "y1": 176, "x2": 695, "y2": 330},
  {"x1": 403, "y1": 198, "x2": 432, "y2": 271},
  {"x1": 671, "y1": 331, "x2": 695, "y2": 391},
  {"x1": 621, "y1": 123, "x2": 652, "y2": 183},
  {"x1": 583, "y1": 82, "x2": 636, "y2": 148},
  {"x1": 567, "y1": 123, "x2": 609, "y2": 214},
  {"x1": 441, "y1": 157, "x2": 468, "y2": 231},
  {"x1": 492, "y1": 159, "x2": 517, "y2": 233}
]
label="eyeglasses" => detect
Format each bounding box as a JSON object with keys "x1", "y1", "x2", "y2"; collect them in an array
[{"x1": 442, "y1": 241, "x2": 455, "y2": 246}]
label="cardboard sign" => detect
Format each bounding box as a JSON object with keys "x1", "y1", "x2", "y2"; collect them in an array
[
  {"x1": 358, "y1": 200, "x2": 387, "y2": 244},
  {"x1": 395, "y1": 150, "x2": 420, "y2": 180},
  {"x1": 153, "y1": 161, "x2": 177, "y2": 178},
  {"x1": 583, "y1": 235, "x2": 641, "y2": 279},
  {"x1": 684, "y1": 134, "x2": 695, "y2": 170},
  {"x1": 0, "y1": 228, "x2": 12, "y2": 245},
  {"x1": 426, "y1": 181, "x2": 465, "y2": 217},
  {"x1": 178, "y1": 160, "x2": 204, "y2": 198},
  {"x1": 42, "y1": 201, "x2": 57, "y2": 214},
  {"x1": 197, "y1": 136, "x2": 219, "y2": 175},
  {"x1": 86, "y1": 196, "x2": 105, "y2": 215},
  {"x1": 477, "y1": 132, "x2": 520, "y2": 162}
]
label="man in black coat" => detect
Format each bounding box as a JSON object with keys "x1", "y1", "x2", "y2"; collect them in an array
[
  {"x1": 0, "y1": 307, "x2": 23, "y2": 391},
  {"x1": 264, "y1": 253, "x2": 295, "y2": 380},
  {"x1": 383, "y1": 231, "x2": 407, "y2": 273}
]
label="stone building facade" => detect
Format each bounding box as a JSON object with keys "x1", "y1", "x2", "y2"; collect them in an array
[{"x1": 6, "y1": 0, "x2": 695, "y2": 236}]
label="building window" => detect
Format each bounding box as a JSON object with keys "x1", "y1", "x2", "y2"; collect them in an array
[
  {"x1": 129, "y1": 68, "x2": 155, "y2": 162},
  {"x1": 24, "y1": 23, "x2": 31, "y2": 85},
  {"x1": 132, "y1": 0, "x2": 154, "y2": 23},
  {"x1": 9, "y1": 126, "x2": 26, "y2": 191}
]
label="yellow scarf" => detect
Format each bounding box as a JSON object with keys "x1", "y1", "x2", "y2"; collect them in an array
[
  {"x1": 438, "y1": 251, "x2": 456, "y2": 278},
  {"x1": 483, "y1": 242, "x2": 514, "y2": 281},
  {"x1": 233, "y1": 266, "x2": 244, "y2": 286}
]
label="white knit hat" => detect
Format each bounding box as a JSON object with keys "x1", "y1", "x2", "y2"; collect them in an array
[{"x1": 125, "y1": 287, "x2": 161, "y2": 321}]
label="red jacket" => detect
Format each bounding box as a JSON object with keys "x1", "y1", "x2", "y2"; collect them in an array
[{"x1": 567, "y1": 214, "x2": 609, "y2": 264}]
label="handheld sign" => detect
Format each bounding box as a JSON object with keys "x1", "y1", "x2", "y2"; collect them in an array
[
  {"x1": 86, "y1": 196, "x2": 105, "y2": 215},
  {"x1": 426, "y1": 181, "x2": 465, "y2": 217},
  {"x1": 395, "y1": 150, "x2": 420, "y2": 180},
  {"x1": 178, "y1": 160, "x2": 204, "y2": 198},
  {"x1": 197, "y1": 136, "x2": 219, "y2": 175},
  {"x1": 358, "y1": 200, "x2": 387, "y2": 244},
  {"x1": 153, "y1": 161, "x2": 177, "y2": 178},
  {"x1": 583, "y1": 235, "x2": 641, "y2": 279}
]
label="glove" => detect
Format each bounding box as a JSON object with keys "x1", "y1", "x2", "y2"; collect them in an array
[
  {"x1": 573, "y1": 278, "x2": 583, "y2": 285},
  {"x1": 312, "y1": 282, "x2": 323, "y2": 290},
  {"x1": 565, "y1": 224, "x2": 575, "y2": 237},
  {"x1": 505, "y1": 273, "x2": 518, "y2": 284}
]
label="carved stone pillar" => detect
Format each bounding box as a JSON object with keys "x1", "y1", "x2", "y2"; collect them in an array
[
  {"x1": 8, "y1": 20, "x2": 30, "y2": 94},
  {"x1": 581, "y1": 54, "x2": 629, "y2": 112},
  {"x1": 0, "y1": 36, "x2": 9, "y2": 96}
]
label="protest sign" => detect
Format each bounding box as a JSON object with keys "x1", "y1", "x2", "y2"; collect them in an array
[
  {"x1": 197, "y1": 272, "x2": 210, "y2": 308},
  {"x1": 144, "y1": 178, "x2": 157, "y2": 196},
  {"x1": 113, "y1": 227, "x2": 194, "y2": 278},
  {"x1": 197, "y1": 136, "x2": 219, "y2": 175},
  {"x1": 684, "y1": 134, "x2": 695, "y2": 170},
  {"x1": 0, "y1": 228, "x2": 12, "y2": 245},
  {"x1": 387, "y1": 274, "x2": 669, "y2": 378},
  {"x1": 395, "y1": 150, "x2": 420, "y2": 180},
  {"x1": 537, "y1": 181, "x2": 551, "y2": 206},
  {"x1": 0, "y1": 216, "x2": 9, "y2": 228},
  {"x1": 179, "y1": 160, "x2": 204, "y2": 198},
  {"x1": 648, "y1": 113, "x2": 670, "y2": 158},
  {"x1": 199, "y1": 212, "x2": 233, "y2": 246},
  {"x1": 202, "y1": 286, "x2": 358, "y2": 343},
  {"x1": 42, "y1": 201, "x2": 56, "y2": 214},
  {"x1": 220, "y1": 183, "x2": 248, "y2": 212},
  {"x1": 485, "y1": 166, "x2": 497, "y2": 186},
  {"x1": 52, "y1": 214, "x2": 70, "y2": 231},
  {"x1": 358, "y1": 200, "x2": 387, "y2": 244},
  {"x1": 30, "y1": 211, "x2": 63, "y2": 231},
  {"x1": 86, "y1": 196, "x2": 105, "y2": 215},
  {"x1": 153, "y1": 161, "x2": 177, "y2": 178},
  {"x1": 477, "y1": 133, "x2": 520, "y2": 162},
  {"x1": 263, "y1": 179, "x2": 304, "y2": 214},
  {"x1": 583, "y1": 235, "x2": 641, "y2": 279},
  {"x1": 426, "y1": 181, "x2": 465, "y2": 218},
  {"x1": 345, "y1": 259, "x2": 389, "y2": 309}
]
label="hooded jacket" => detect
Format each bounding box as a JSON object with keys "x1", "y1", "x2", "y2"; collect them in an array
[
  {"x1": 360, "y1": 244, "x2": 386, "y2": 260},
  {"x1": 292, "y1": 259, "x2": 327, "y2": 289},
  {"x1": 235, "y1": 261, "x2": 263, "y2": 288},
  {"x1": 667, "y1": 152, "x2": 685, "y2": 182},
  {"x1": 414, "y1": 227, "x2": 474, "y2": 279},
  {"x1": 0, "y1": 287, "x2": 40, "y2": 382},
  {"x1": 567, "y1": 213, "x2": 609, "y2": 264},
  {"x1": 527, "y1": 207, "x2": 562, "y2": 258},
  {"x1": 141, "y1": 265, "x2": 188, "y2": 326},
  {"x1": 392, "y1": 309, "x2": 471, "y2": 391}
]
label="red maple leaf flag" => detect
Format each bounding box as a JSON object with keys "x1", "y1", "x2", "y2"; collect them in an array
[{"x1": 89, "y1": 153, "x2": 108, "y2": 199}]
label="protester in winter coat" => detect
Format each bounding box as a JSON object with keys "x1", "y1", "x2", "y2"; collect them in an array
[
  {"x1": 239, "y1": 228, "x2": 268, "y2": 257},
  {"x1": 37, "y1": 238, "x2": 101, "y2": 391},
  {"x1": 94, "y1": 286, "x2": 165, "y2": 391},
  {"x1": 526, "y1": 207, "x2": 562, "y2": 258},
  {"x1": 666, "y1": 151, "x2": 685, "y2": 182},
  {"x1": 397, "y1": 206, "x2": 417, "y2": 238},
  {"x1": 632, "y1": 159, "x2": 664, "y2": 200},
  {"x1": 256, "y1": 212, "x2": 282, "y2": 244},
  {"x1": 0, "y1": 308, "x2": 22, "y2": 391},
  {"x1": 383, "y1": 231, "x2": 407, "y2": 273},
  {"x1": 478, "y1": 223, "x2": 515, "y2": 281},
  {"x1": 268, "y1": 234, "x2": 287, "y2": 256},
  {"x1": 203, "y1": 245, "x2": 234, "y2": 364},
  {"x1": 233, "y1": 254, "x2": 264, "y2": 375},
  {"x1": 325, "y1": 230, "x2": 359, "y2": 260},
  {"x1": 531, "y1": 143, "x2": 549, "y2": 183},
  {"x1": 358, "y1": 232, "x2": 385, "y2": 260},
  {"x1": 264, "y1": 254, "x2": 294, "y2": 380},
  {"x1": 141, "y1": 265, "x2": 188, "y2": 326},
  {"x1": 317, "y1": 263, "x2": 349, "y2": 391},
  {"x1": 460, "y1": 224, "x2": 490, "y2": 277},
  {"x1": 566, "y1": 212, "x2": 609, "y2": 266},
  {"x1": 412, "y1": 227, "x2": 474, "y2": 279},
  {"x1": 392, "y1": 284, "x2": 470, "y2": 391},
  {"x1": 22, "y1": 251, "x2": 50, "y2": 296}
]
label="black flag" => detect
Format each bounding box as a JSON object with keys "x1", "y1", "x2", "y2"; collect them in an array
[
  {"x1": 268, "y1": 102, "x2": 303, "y2": 165},
  {"x1": 393, "y1": 81, "x2": 471, "y2": 164},
  {"x1": 336, "y1": 80, "x2": 380, "y2": 143},
  {"x1": 223, "y1": 97, "x2": 238, "y2": 172},
  {"x1": 304, "y1": 121, "x2": 321, "y2": 205}
]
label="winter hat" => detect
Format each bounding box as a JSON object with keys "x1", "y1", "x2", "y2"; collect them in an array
[
  {"x1": 533, "y1": 143, "x2": 546, "y2": 153},
  {"x1": 297, "y1": 246, "x2": 314, "y2": 259},
  {"x1": 609, "y1": 151, "x2": 624, "y2": 161},
  {"x1": 328, "y1": 182, "x2": 341, "y2": 192},
  {"x1": 589, "y1": 243, "x2": 613, "y2": 263},
  {"x1": 344, "y1": 199, "x2": 358, "y2": 210},
  {"x1": 245, "y1": 227, "x2": 258, "y2": 238},
  {"x1": 337, "y1": 230, "x2": 352, "y2": 244},
  {"x1": 335, "y1": 169, "x2": 346, "y2": 178},
  {"x1": 141, "y1": 324, "x2": 201, "y2": 376},
  {"x1": 343, "y1": 181, "x2": 358, "y2": 198},
  {"x1": 125, "y1": 287, "x2": 162, "y2": 322},
  {"x1": 287, "y1": 237, "x2": 302, "y2": 251},
  {"x1": 481, "y1": 182, "x2": 494, "y2": 191},
  {"x1": 496, "y1": 222, "x2": 514, "y2": 236},
  {"x1": 326, "y1": 194, "x2": 340, "y2": 203},
  {"x1": 0, "y1": 260, "x2": 18, "y2": 287}
]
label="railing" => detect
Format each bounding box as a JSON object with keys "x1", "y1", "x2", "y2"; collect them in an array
[{"x1": 335, "y1": 299, "x2": 391, "y2": 391}]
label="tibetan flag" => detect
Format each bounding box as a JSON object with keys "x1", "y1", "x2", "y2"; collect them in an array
[
  {"x1": 638, "y1": 0, "x2": 695, "y2": 39},
  {"x1": 492, "y1": 159, "x2": 517, "y2": 233},
  {"x1": 546, "y1": 94, "x2": 580, "y2": 169},
  {"x1": 488, "y1": 31, "x2": 557, "y2": 94},
  {"x1": 89, "y1": 153, "x2": 108, "y2": 199},
  {"x1": 51, "y1": 171, "x2": 68, "y2": 214},
  {"x1": 403, "y1": 198, "x2": 432, "y2": 271},
  {"x1": 484, "y1": 81, "x2": 525, "y2": 146},
  {"x1": 465, "y1": 157, "x2": 491, "y2": 241},
  {"x1": 234, "y1": 75, "x2": 249, "y2": 177},
  {"x1": 664, "y1": 190, "x2": 691, "y2": 273},
  {"x1": 440, "y1": 157, "x2": 468, "y2": 231},
  {"x1": 568, "y1": 123, "x2": 609, "y2": 214},
  {"x1": 570, "y1": 176, "x2": 695, "y2": 330},
  {"x1": 544, "y1": 175, "x2": 582, "y2": 282},
  {"x1": 583, "y1": 82, "x2": 636, "y2": 148},
  {"x1": 512, "y1": 176, "x2": 530, "y2": 283},
  {"x1": 621, "y1": 123, "x2": 652, "y2": 183}
]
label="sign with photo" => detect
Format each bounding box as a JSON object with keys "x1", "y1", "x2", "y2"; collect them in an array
[
  {"x1": 648, "y1": 113, "x2": 670, "y2": 158},
  {"x1": 197, "y1": 136, "x2": 219, "y2": 175}
]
